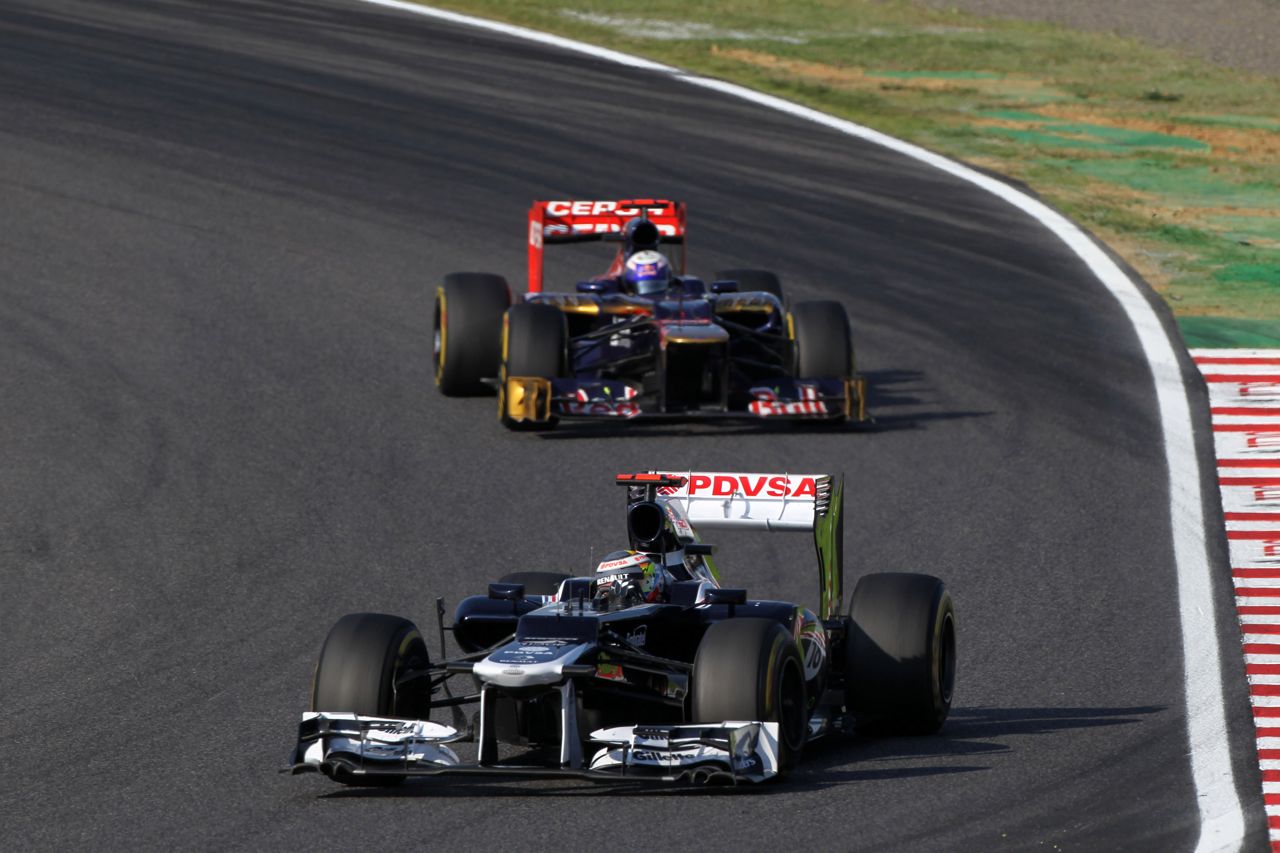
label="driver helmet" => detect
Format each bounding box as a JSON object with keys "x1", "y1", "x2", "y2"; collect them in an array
[
  {"x1": 593, "y1": 550, "x2": 665, "y2": 606},
  {"x1": 622, "y1": 250, "x2": 673, "y2": 297}
]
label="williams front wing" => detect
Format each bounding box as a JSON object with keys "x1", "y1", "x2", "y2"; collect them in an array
[{"x1": 290, "y1": 712, "x2": 780, "y2": 785}]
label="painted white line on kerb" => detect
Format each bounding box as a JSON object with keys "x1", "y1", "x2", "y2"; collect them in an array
[{"x1": 352, "y1": 2, "x2": 1246, "y2": 847}]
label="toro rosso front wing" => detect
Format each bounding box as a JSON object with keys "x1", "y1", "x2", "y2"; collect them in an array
[
  {"x1": 291, "y1": 713, "x2": 780, "y2": 785},
  {"x1": 502, "y1": 376, "x2": 867, "y2": 423}
]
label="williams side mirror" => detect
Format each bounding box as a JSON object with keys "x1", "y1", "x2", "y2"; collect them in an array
[{"x1": 488, "y1": 582, "x2": 525, "y2": 601}]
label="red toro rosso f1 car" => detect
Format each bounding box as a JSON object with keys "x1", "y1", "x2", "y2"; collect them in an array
[
  {"x1": 432, "y1": 199, "x2": 868, "y2": 429},
  {"x1": 290, "y1": 471, "x2": 955, "y2": 786}
]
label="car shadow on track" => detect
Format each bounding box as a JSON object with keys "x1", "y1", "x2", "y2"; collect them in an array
[
  {"x1": 528, "y1": 370, "x2": 992, "y2": 440},
  {"x1": 940, "y1": 705, "x2": 1164, "y2": 739},
  {"x1": 859, "y1": 368, "x2": 993, "y2": 434},
  {"x1": 314, "y1": 704, "x2": 1160, "y2": 800},
  {"x1": 776, "y1": 704, "x2": 1164, "y2": 793}
]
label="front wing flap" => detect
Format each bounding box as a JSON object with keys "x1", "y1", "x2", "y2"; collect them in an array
[
  {"x1": 291, "y1": 713, "x2": 464, "y2": 775},
  {"x1": 588, "y1": 722, "x2": 780, "y2": 783}
]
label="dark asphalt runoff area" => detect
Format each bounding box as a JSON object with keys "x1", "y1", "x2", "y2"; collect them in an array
[{"x1": 0, "y1": 0, "x2": 1266, "y2": 849}]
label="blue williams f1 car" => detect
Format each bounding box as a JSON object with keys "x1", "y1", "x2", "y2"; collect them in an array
[
  {"x1": 432, "y1": 199, "x2": 869, "y2": 429},
  {"x1": 289, "y1": 471, "x2": 955, "y2": 786}
]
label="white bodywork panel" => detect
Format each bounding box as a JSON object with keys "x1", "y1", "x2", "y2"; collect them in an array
[
  {"x1": 472, "y1": 640, "x2": 594, "y2": 688},
  {"x1": 297, "y1": 713, "x2": 462, "y2": 770},
  {"x1": 588, "y1": 721, "x2": 780, "y2": 782}
]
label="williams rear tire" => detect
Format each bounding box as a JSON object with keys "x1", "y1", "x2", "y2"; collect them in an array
[{"x1": 845, "y1": 573, "x2": 956, "y2": 734}]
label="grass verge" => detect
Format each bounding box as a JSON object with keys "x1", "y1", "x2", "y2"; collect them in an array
[{"x1": 419, "y1": 1, "x2": 1280, "y2": 347}]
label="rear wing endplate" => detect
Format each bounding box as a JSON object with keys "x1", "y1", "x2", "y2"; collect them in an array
[
  {"x1": 623, "y1": 471, "x2": 845, "y2": 621},
  {"x1": 528, "y1": 199, "x2": 687, "y2": 293}
]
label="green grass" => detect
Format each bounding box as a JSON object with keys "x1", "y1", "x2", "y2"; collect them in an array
[
  {"x1": 1179, "y1": 316, "x2": 1280, "y2": 348},
  {"x1": 422, "y1": 0, "x2": 1280, "y2": 347}
]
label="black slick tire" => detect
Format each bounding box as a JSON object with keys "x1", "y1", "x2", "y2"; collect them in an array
[
  {"x1": 435, "y1": 272, "x2": 511, "y2": 396},
  {"x1": 845, "y1": 573, "x2": 956, "y2": 734},
  {"x1": 692, "y1": 617, "x2": 807, "y2": 771},
  {"x1": 500, "y1": 302, "x2": 567, "y2": 431},
  {"x1": 310, "y1": 612, "x2": 431, "y2": 786},
  {"x1": 714, "y1": 268, "x2": 784, "y2": 301},
  {"x1": 791, "y1": 299, "x2": 853, "y2": 380}
]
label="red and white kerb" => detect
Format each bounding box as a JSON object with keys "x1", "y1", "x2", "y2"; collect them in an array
[{"x1": 1195, "y1": 349, "x2": 1280, "y2": 847}]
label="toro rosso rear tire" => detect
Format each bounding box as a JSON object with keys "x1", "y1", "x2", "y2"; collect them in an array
[
  {"x1": 500, "y1": 302, "x2": 567, "y2": 431},
  {"x1": 715, "y1": 268, "x2": 784, "y2": 301},
  {"x1": 791, "y1": 300, "x2": 853, "y2": 380},
  {"x1": 311, "y1": 613, "x2": 432, "y2": 786},
  {"x1": 498, "y1": 571, "x2": 570, "y2": 596},
  {"x1": 434, "y1": 272, "x2": 511, "y2": 396},
  {"x1": 692, "y1": 618, "x2": 807, "y2": 771},
  {"x1": 845, "y1": 573, "x2": 956, "y2": 734}
]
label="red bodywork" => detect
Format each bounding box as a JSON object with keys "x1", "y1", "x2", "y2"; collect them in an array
[{"x1": 527, "y1": 199, "x2": 687, "y2": 293}]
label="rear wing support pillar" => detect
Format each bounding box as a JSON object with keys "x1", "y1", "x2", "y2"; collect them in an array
[
  {"x1": 528, "y1": 203, "x2": 545, "y2": 293},
  {"x1": 813, "y1": 477, "x2": 844, "y2": 621}
]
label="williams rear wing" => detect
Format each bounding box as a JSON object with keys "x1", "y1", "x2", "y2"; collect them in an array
[
  {"x1": 527, "y1": 199, "x2": 687, "y2": 293},
  {"x1": 618, "y1": 472, "x2": 845, "y2": 621}
]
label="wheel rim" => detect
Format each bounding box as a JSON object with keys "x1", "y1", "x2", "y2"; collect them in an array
[
  {"x1": 778, "y1": 656, "x2": 807, "y2": 751},
  {"x1": 937, "y1": 611, "x2": 956, "y2": 707},
  {"x1": 391, "y1": 634, "x2": 430, "y2": 718},
  {"x1": 433, "y1": 292, "x2": 445, "y2": 384}
]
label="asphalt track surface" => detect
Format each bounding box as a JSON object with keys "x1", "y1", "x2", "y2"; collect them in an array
[{"x1": 0, "y1": 1, "x2": 1267, "y2": 850}]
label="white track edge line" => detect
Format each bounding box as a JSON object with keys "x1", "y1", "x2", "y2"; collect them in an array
[{"x1": 350, "y1": 2, "x2": 1246, "y2": 847}]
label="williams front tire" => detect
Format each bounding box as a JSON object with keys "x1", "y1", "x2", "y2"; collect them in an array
[
  {"x1": 310, "y1": 612, "x2": 432, "y2": 786},
  {"x1": 692, "y1": 618, "x2": 808, "y2": 771}
]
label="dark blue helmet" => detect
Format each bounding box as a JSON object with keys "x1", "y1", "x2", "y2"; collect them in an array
[{"x1": 623, "y1": 251, "x2": 672, "y2": 296}]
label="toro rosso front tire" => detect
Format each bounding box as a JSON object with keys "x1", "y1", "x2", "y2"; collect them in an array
[
  {"x1": 311, "y1": 613, "x2": 432, "y2": 786},
  {"x1": 500, "y1": 302, "x2": 567, "y2": 431},
  {"x1": 845, "y1": 573, "x2": 956, "y2": 734},
  {"x1": 434, "y1": 272, "x2": 511, "y2": 396},
  {"x1": 692, "y1": 617, "x2": 808, "y2": 770},
  {"x1": 791, "y1": 299, "x2": 853, "y2": 380}
]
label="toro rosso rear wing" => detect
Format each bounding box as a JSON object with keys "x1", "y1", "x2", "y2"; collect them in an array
[
  {"x1": 528, "y1": 199, "x2": 687, "y2": 293},
  {"x1": 621, "y1": 471, "x2": 845, "y2": 621}
]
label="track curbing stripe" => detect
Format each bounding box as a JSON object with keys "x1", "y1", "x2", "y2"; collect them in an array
[{"x1": 1199, "y1": 349, "x2": 1280, "y2": 851}]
